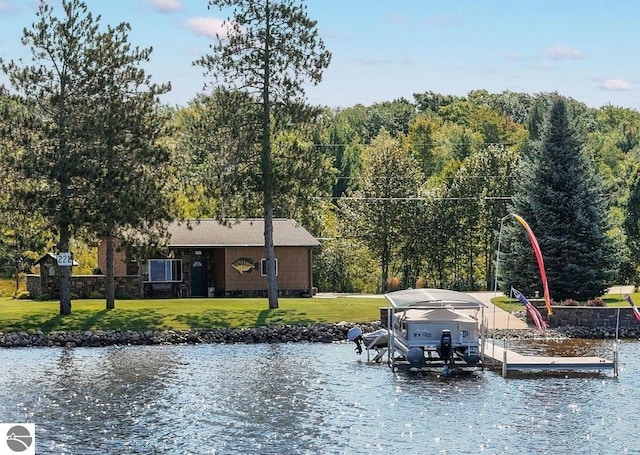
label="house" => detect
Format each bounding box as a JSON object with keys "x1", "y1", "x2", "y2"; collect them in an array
[{"x1": 98, "y1": 218, "x2": 320, "y2": 298}]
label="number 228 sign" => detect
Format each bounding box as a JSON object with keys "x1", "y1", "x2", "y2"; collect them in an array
[{"x1": 56, "y1": 252, "x2": 73, "y2": 266}]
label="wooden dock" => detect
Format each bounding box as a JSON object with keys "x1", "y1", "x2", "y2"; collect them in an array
[{"x1": 483, "y1": 341, "x2": 618, "y2": 377}]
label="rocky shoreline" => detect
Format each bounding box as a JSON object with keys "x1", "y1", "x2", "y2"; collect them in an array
[{"x1": 0, "y1": 321, "x2": 638, "y2": 348}]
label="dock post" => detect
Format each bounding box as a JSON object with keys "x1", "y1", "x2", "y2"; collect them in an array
[
  {"x1": 614, "y1": 344, "x2": 619, "y2": 378},
  {"x1": 502, "y1": 349, "x2": 507, "y2": 377}
]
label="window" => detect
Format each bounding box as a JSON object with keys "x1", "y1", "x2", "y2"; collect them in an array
[
  {"x1": 148, "y1": 259, "x2": 182, "y2": 282},
  {"x1": 260, "y1": 258, "x2": 278, "y2": 276}
]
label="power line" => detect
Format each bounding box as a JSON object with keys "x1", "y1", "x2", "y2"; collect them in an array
[
  {"x1": 333, "y1": 174, "x2": 516, "y2": 180},
  {"x1": 320, "y1": 196, "x2": 513, "y2": 201}
]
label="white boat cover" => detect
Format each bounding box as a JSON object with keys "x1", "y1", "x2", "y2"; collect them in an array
[
  {"x1": 384, "y1": 288, "x2": 486, "y2": 310},
  {"x1": 401, "y1": 308, "x2": 478, "y2": 323}
]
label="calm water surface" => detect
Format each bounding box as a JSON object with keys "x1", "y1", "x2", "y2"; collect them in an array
[{"x1": 0, "y1": 339, "x2": 638, "y2": 454}]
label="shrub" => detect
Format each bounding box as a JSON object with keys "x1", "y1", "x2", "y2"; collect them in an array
[
  {"x1": 386, "y1": 276, "x2": 401, "y2": 291},
  {"x1": 415, "y1": 276, "x2": 426, "y2": 288},
  {"x1": 586, "y1": 298, "x2": 606, "y2": 307},
  {"x1": 35, "y1": 293, "x2": 51, "y2": 301},
  {"x1": 14, "y1": 290, "x2": 31, "y2": 300},
  {"x1": 563, "y1": 298, "x2": 579, "y2": 306},
  {"x1": 88, "y1": 291, "x2": 103, "y2": 299}
]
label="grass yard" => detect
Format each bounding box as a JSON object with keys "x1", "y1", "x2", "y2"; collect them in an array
[
  {"x1": 1, "y1": 280, "x2": 635, "y2": 333},
  {"x1": 0, "y1": 296, "x2": 385, "y2": 333}
]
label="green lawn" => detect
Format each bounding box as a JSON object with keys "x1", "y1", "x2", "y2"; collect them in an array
[
  {"x1": 0, "y1": 296, "x2": 385, "y2": 333},
  {"x1": 1, "y1": 292, "x2": 635, "y2": 334}
]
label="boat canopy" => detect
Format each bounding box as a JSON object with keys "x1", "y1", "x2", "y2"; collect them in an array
[
  {"x1": 401, "y1": 307, "x2": 479, "y2": 323},
  {"x1": 384, "y1": 288, "x2": 487, "y2": 310}
]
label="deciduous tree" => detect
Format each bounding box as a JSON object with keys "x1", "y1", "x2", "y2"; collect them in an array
[{"x1": 339, "y1": 130, "x2": 424, "y2": 292}]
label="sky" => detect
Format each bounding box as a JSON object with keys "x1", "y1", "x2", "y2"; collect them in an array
[{"x1": 1, "y1": 0, "x2": 640, "y2": 110}]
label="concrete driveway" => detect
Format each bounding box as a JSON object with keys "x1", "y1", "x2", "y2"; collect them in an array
[{"x1": 467, "y1": 292, "x2": 529, "y2": 330}]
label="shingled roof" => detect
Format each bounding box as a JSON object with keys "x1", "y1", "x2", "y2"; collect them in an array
[{"x1": 167, "y1": 219, "x2": 320, "y2": 248}]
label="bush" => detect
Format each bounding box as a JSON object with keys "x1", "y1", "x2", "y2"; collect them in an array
[
  {"x1": 586, "y1": 298, "x2": 606, "y2": 307},
  {"x1": 14, "y1": 290, "x2": 31, "y2": 300},
  {"x1": 385, "y1": 276, "x2": 400, "y2": 291},
  {"x1": 35, "y1": 293, "x2": 51, "y2": 301},
  {"x1": 88, "y1": 291, "x2": 103, "y2": 299},
  {"x1": 563, "y1": 298, "x2": 579, "y2": 306}
]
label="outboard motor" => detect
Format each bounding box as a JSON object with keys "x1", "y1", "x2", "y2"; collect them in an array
[
  {"x1": 347, "y1": 326, "x2": 364, "y2": 355},
  {"x1": 439, "y1": 329, "x2": 452, "y2": 364}
]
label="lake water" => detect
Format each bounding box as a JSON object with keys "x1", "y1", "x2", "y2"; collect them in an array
[{"x1": 0, "y1": 339, "x2": 638, "y2": 454}]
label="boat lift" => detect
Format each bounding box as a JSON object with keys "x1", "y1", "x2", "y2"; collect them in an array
[
  {"x1": 348, "y1": 288, "x2": 618, "y2": 378},
  {"x1": 349, "y1": 289, "x2": 487, "y2": 374}
]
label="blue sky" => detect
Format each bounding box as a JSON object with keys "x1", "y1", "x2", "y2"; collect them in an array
[{"x1": 1, "y1": 0, "x2": 639, "y2": 110}]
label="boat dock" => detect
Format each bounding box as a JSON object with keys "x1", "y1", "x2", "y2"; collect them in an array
[{"x1": 483, "y1": 340, "x2": 618, "y2": 377}]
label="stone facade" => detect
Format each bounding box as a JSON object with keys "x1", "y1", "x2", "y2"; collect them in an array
[
  {"x1": 27, "y1": 253, "x2": 142, "y2": 299},
  {"x1": 543, "y1": 305, "x2": 640, "y2": 330},
  {"x1": 27, "y1": 273, "x2": 142, "y2": 299}
]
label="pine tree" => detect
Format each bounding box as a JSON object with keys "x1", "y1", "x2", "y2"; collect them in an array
[
  {"x1": 499, "y1": 98, "x2": 617, "y2": 300},
  {"x1": 83, "y1": 20, "x2": 173, "y2": 310},
  {"x1": 1, "y1": 0, "x2": 104, "y2": 314},
  {"x1": 195, "y1": 0, "x2": 331, "y2": 309},
  {"x1": 2, "y1": 0, "x2": 174, "y2": 312}
]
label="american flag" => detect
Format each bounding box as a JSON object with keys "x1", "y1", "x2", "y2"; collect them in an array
[
  {"x1": 625, "y1": 294, "x2": 640, "y2": 323},
  {"x1": 512, "y1": 287, "x2": 548, "y2": 335}
]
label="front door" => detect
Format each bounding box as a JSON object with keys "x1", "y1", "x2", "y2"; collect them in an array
[{"x1": 190, "y1": 258, "x2": 208, "y2": 297}]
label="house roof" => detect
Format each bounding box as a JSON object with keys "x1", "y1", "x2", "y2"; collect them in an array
[{"x1": 167, "y1": 219, "x2": 320, "y2": 248}]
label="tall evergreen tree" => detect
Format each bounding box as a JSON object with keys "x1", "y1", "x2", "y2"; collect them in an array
[
  {"x1": 84, "y1": 21, "x2": 174, "y2": 310},
  {"x1": 1, "y1": 0, "x2": 104, "y2": 314},
  {"x1": 195, "y1": 0, "x2": 331, "y2": 309},
  {"x1": 0, "y1": 95, "x2": 51, "y2": 287},
  {"x1": 498, "y1": 98, "x2": 617, "y2": 300}
]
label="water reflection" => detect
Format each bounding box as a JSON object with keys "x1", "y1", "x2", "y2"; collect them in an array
[
  {"x1": 14, "y1": 346, "x2": 179, "y2": 454},
  {"x1": 0, "y1": 340, "x2": 638, "y2": 454},
  {"x1": 203, "y1": 344, "x2": 324, "y2": 453}
]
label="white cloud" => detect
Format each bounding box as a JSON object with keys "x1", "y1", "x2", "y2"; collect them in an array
[
  {"x1": 0, "y1": 1, "x2": 17, "y2": 14},
  {"x1": 186, "y1": 17, "x2": 228, "y2": 39},
  {"x1": 150, "y1": 0, "x2": 182, "y2": 13},
  {"x1": 544, "y1": 44, "x2": 584, "y2": 60},
  {"x1": 599, "y1": 79, "x2": 632, "y2": 91}
]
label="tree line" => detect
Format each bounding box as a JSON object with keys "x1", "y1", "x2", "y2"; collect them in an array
[{"x1": 1, "y1": 0, "x2": 639, "y2": 315}]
